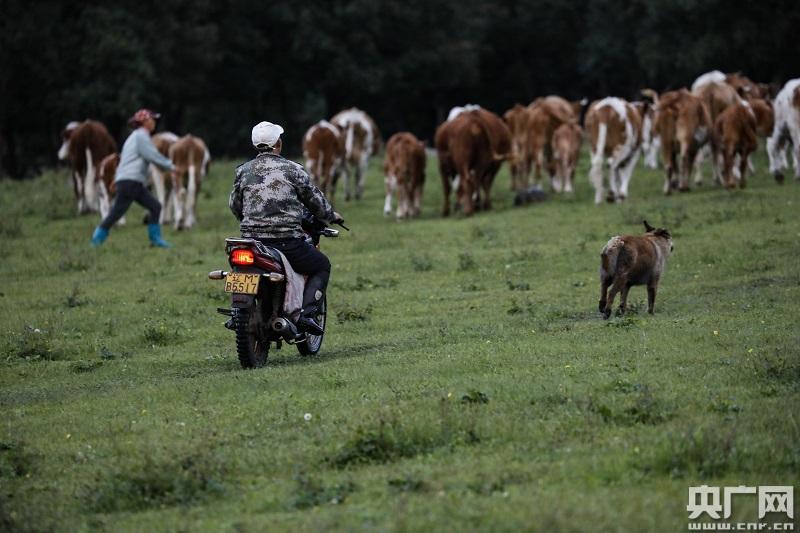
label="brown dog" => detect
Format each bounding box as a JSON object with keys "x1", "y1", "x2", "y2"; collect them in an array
[{"x1": 599, "y1": 221, "x2": 673, "y2": 318}]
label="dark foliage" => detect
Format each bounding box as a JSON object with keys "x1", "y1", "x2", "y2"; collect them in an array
[{"x1": 2, "y1": 0, "x2": 799, "y2": 178}]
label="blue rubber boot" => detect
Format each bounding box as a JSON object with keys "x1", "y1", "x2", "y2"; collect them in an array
[
  {"x1": 147, "y1": 224, "x2": 171, "y2": 248},
  {"x1": 90, "y1": 226, "x2": 109, "y2": 247}
]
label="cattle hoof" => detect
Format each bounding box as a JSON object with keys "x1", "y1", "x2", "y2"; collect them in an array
[
  {"x1": 678, "y1": 186, "x2": 691, "y2": 193},
  {"x1": 602, "y1": 309, "x2": 611, "y2": 320},
  {"x1": 598, "y1": 300, "x2": 606, "y2": 313},
  {"x1": 774, "y1": 172, "x2": 785, "y2": 184}
]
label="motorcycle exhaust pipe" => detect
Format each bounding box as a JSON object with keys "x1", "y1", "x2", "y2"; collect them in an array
[{"x1": 271, "y1": 317, "x2": 299, "y2": 340}]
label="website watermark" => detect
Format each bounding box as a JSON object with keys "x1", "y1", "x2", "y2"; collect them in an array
[{"x1": 687, "y1": 485, "x2": 794, "y2": 531}]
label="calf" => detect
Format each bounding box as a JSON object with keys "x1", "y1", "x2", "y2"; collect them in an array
[
  {"x1": 599, "y1": 221, "x2": 673, "y2": 319},
  {"x1": 551, "y1": 122, "x2": 582, "y2": 193},
  {"x1": 303, "y1": 120, "x2": 344, "y2": 200},
  {"x1": 383, "y1": 132, "x2": 426, "y2": 219},
  {"x1": 584, "y1": 97, "x2": 642, "y2": 204},
  {"x1": 166, "y1": 134, "x2": 210, "y2": 230},
  {"x1": 713, "y1": 102, "x2": 758, "y2": 189},
  {"x1": 767, "y1": 78, "x2": 800, "y2": 183}
]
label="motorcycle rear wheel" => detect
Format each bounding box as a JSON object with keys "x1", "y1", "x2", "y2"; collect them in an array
[
  {"x1": 297, "y1": 296, "x2": 326, "y2": 356},
  {"x1": 235, "y1": 305, "x2": 268, "y2": 368}
]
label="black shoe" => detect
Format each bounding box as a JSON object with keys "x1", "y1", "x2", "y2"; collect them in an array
[{"x1": 297, "y1": 316, "x2": 324, "y2": 336}]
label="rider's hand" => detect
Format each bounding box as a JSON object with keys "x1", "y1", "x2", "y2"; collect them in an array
[{"x1": 332, "y1": 211, "x2": 344, "y2": 224}]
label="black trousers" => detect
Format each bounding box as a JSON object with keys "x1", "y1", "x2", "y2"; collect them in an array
[
  {"x1": 257, "y1": 237, "x2": 331, "y2": 316},
  {"x1": 100, "y1": 180, "x2": 162, "y2": 230}
]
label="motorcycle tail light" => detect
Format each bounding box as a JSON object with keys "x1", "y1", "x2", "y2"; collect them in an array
[{"x1": 230, "y1": 249, "x2": 255, "y2": 266}]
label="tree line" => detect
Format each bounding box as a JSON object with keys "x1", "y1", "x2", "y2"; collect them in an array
[{"x1": 1, "y1": 0, "x2": 798, "y2": 178}]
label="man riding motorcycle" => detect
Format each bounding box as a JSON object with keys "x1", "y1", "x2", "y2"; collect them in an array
[{"x1": 229, "y1": 121, "x2": 342, "y2": 335}]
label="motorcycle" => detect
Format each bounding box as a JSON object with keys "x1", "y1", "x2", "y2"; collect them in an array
[{"x1": 208, "y1": 214, "x2": 346, "y2": 369}]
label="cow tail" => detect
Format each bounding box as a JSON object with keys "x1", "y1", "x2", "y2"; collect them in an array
[{"x1": 593, "y1": 123, "x2": 608, "y2": 166}]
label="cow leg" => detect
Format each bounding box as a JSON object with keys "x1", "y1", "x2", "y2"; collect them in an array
[
  {"x1": 163, "y1": 189, "x2": 174, "y2": 224},
  {"x1": 722, "y1": 147, "x2": 736, "y2": 189},
  {"x1": 413, "y1": 184, "x2": 422, "y2": 217},
  {"x1": 738, "y1": 151, "x2": 749, "y2": 189},
  {"x1": 83, "y1": 148, "x2": 97, "y2": 213},
  {"x1": 185, "y1": 165, "x2": 197, "y2": 228},
  {"x1": 767, "y1": 124, "x2": 788, "y2": 183},
  {"x1": 150, "y1": 166, "x2": 167, "y2": 223},
  {"x1": 384, "y1": 173, "x2": 395, "y2": 217},
  {"x1": 790, "y1": 125, "x2": 800, "y2": 180},
  {"x1": 589, "y1": 152, "x2": 605, "y2": 205},
  {"x1": 356, "y1": 155, "x2": 368, "y2": 200},
  {"x1": 73, "y1": 172, "x2": 84, "y2": 214},
  {"x1": 98, "y1": 179, "x2": 110, "y2": 221},
  {"x1": 678, "y1": 142, "x2": 695, "y2": 192},
  {"x1": 693, "y1": 144, "x2": 709, "y2": 186},
  {"x1": 618, "y1": 151, "x2": 639, "y2": 201}
]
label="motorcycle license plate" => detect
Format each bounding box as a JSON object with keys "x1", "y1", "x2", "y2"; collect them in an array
[{"x1": 224, "y1": 273, "x2": 260, "y2": 294}]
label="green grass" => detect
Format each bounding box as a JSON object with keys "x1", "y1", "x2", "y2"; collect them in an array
[{"x1": 1, "y1": 145, "x2": 798, "y2": 532}]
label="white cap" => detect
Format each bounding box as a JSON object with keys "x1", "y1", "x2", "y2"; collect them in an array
[{"x1": 251, "y1": 121, "x2": 284, "y2": 148}]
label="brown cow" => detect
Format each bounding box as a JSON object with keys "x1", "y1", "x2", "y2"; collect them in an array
[
  {"x1": 503, "y1": 104, "x2": 531, "y2": 191},
  {"x1": 383, "y1": 132, "x2": 426, "y2": 219},
  {"x1": 713, "y1": 103, "x2": 758, "y2": 189},
  {"x1": 599, "y1": 220, "x2": 673, "y2": 319},
  {"x1": 57, "y1": 120, "x2": 117, "y2": 215},
  {"x1": 691, "y1": 81, "x2": 741, "y2": 184},
  {"x1": 651, "y1": 89, "x2": 712, "y2": 194},
  {"x1": 302, "y1": 120, "x2": 344, "y2": 201},
  {"x1": 551, "y1": 122, "x2": 582, "y2": 194},
  {"x1": 585, "y1": 97, "x2": 642, "y2": 204},
  {"x1": 149, "y1": 131, "x2": 179, "y2": 223},
  {"x1": 330, "y1": 108, "x2": 382, "y2": 200},
  {"x1": 436, "y1": 109, "x2": 510, "y2": 216},
  {"x1": 166, "y1": 135, "x2": 210, "y2": 230}
]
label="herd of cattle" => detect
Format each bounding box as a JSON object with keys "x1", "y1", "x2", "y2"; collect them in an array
[{"x1": 58, "y1": 71, "x2": 799, "y2": 225}]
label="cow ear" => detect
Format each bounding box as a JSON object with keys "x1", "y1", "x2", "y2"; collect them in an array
[{"x1": 643, "y1": 220, "x2": 655, "y2": 232}]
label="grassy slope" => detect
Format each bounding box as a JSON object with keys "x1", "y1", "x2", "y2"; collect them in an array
[{"x1": 0, "y1": 146, "x2": 798, "y2": 532}]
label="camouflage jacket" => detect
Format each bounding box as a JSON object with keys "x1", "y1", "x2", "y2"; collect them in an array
[{"x1": 229, "y1": 153, "x2": 335, "y2": 239}]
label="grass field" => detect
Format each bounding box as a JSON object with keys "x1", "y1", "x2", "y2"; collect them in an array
[{"x1": 1, "y1": 145, "x2": 798, "y2": 532}]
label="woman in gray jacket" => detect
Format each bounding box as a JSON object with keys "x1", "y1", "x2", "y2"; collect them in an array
[{"x1": 90, "y1": 108, "x2": 175, "y2": 247}]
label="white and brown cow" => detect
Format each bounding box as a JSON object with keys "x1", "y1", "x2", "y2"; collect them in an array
[
  {"x1": 650, "y1": 89, "x2": 712, "y2": 194},
  {"x1": 149, "y1": 131, "x2": 179, "y2": 222},
  {"x1": 330, "y1": 108, "x2": 381, "y2": 201},
  {"x1": 302, "y1": 120, "x2": 344, "y2": 201},
  {"x1": 57, "y1": 120, "x2": 117, "y2": 216},
  {"x1": 585, "y1": 97, "x2": 642, "y2": 204},
  {"x1": 383, "y1": 132, "x2": 426, "y2": 219},
  {"x1": 767, "y1": 78, "x2": 800, "y2": 183},
  {"x1": 165, "y1": 134, "x2": 210, "y2": 230},
  {"x1": 551, "y1": 122, "x2": 582, "y2": 193}
]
